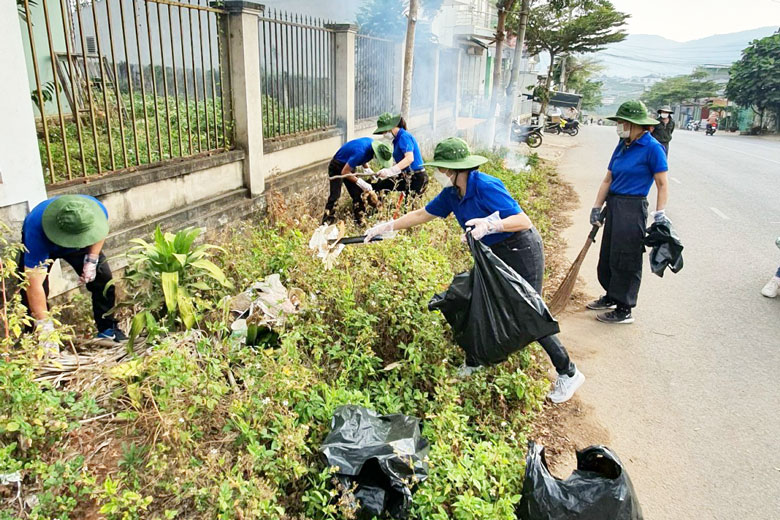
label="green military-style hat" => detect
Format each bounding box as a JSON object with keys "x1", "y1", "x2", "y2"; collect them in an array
[
  {"x1": 607, "y1": 100, "x2": 659, "y2": 126},
  {"x1": 373, "y1": 112, "x2": 402, "y2": 134},
  {"x1": 370, "y1": 140, "x2": 393, "y2": 168},
  {"x1": 42, "y1": 195, "x2": 109, "y2": 249},
  {"x1": 424, "y1": 137, "x2": 488, "y2": 170}
]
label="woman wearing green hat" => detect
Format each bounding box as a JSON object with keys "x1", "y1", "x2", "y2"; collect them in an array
[
  {"x1": 586, "y1": 100, "x2": 670, "y2": 324},
  {"x1": 370, "y1": 112, "x2": 428, "y2": 198},
  {"x1": 322, "y1": 137, "x2": 394, "y2": 224},
  {"x1": 19, "y1": 194, "x2": 125, "y2": 350},
  {"x1": 363, "y1": 137, "x2": 584, "y2": 403}
]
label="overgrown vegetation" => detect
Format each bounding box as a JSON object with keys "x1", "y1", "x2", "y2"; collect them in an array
[{"x1": 1, "y1": 150, "x2": 569, "y2": 519}]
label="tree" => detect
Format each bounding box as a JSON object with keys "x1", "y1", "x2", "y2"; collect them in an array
[
  {"x1": 640, "y1": 70, "x2": 719, "y2": 109},
  {"x1": 400, "y1": 0, "x2": 420, "y2": 118},
  {"x1": 520, "y1": 0, "x2": 628, "y2": 119},
  {"x1": 552, "y1": 56, "x2": 604, "y2": 109},
  {"x1": 725, "y1": 30, "x2": 780, "y2": 131},
  {"x1": 357, "y1": 0, "x2": 443, "y2": 40},
  {"x1": 489, "y1": 0, "x2": 517, "y2": 115}
]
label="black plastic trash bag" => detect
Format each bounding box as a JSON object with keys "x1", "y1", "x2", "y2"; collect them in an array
[
  {"x1": 319, "y1": 405, "x2": 430, "y2": 519},
  {"x1": 517, "y1": 441, "x2": 643, "y2": 520},
  {"x1": 428, "y1": 234, "x2": 560, "y2": 366},
  {"x1": 643, "y1": 222, "x2": 684, "y2": 277}
]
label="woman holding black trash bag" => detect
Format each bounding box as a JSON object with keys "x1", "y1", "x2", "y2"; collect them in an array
[
  {"x1": 587, "y1": 100, "x2": 670, "y2": 324},
  {"x1": 363, "y1": 137, "x2": 584, "y2": 404}
]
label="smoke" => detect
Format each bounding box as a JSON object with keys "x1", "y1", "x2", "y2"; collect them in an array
[{"x1": 503, "y1": 151, "x2": 532, "y2": 172}]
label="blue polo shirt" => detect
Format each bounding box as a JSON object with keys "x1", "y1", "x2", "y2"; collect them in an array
[
  {"x1": 392, "y1": 128, "x2": 424, "y2": 172},
  {"x1": 425, "y1": 170, "x2": 522, "y2": 246},
  {"x1": 333, "y1": 137, "x2": 376, "y2": 169},
  {"x1": 608, "y1": 132, "x2": 668, "y2": 196},
  {"x1": 22, "y1": 195, "x2": 108, "y2": 269}
]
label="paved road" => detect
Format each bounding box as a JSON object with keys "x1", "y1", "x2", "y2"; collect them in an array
[{"x1": 553, "y1": 126, "x2": 780, "y2": 519}]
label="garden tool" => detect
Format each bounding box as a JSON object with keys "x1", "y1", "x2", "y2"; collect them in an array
[{"x1": 309, "y1": 225, "x2": 387, "y2": 270}]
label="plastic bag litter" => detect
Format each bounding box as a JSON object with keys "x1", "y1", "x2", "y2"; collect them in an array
[
  {"x1": 229, "y1": 274, "x2": 303, "y2": 344},
  {"x1": 428, "y1": 234, "x2": 560, "y2": 366},
  {"x1": 643, "y1": 222, "x2": 684, "y2": 277},
  {"x1": 517, "y1": 441, "x2": 643, "y2": 520},
  {"x1": 309, "y1": 223, "x2": 346, "y2": 269},
  {"x1": 320, "y1": 405, "x2": 430, "y2": 519}
]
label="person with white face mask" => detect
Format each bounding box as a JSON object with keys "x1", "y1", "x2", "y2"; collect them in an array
[
  {"x1": 371, "y1": 112, "x2": 428, "y2": 200},
  {"x1": 653, "y1": 105, "x2": 675, "y2": 156},
  {"x1": 587, "y1": 100, "x2": 670, "y2": 324}
]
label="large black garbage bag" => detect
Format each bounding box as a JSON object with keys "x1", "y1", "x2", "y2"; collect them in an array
[
  {"x1": 428, "y1": 234, "x2": 560, "y2": 366},
  {"x1": 319, "y1": 405, "x2": 430, "y2": 519},
  {"x1": 643, "y1": 221, "x2": 684, "y2": 277},
  {"x1": 517, "y1": 441, "x2": 643, "y2": 520}
]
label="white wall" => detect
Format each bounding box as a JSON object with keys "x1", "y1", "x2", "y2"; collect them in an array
[{"x1": 0, "y1": 1, "x2": 48, "y2": 225}]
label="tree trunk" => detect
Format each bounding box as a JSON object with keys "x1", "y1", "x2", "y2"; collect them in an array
[
  {"x1": 559, "y1": 55, "x2": 567, "y2": 92},
  {"x1": 538, "y1": 51, "x2": 555, "y2": 129},
  {"x1": 489, "y1": 1, "x2": 515, "y2": 112},
  {"x1": 497, "y1": 0, "x2": 531, "y2": 144},
  {"x1": 400, "y1": 0, "x2": 419, "y2": 118}
]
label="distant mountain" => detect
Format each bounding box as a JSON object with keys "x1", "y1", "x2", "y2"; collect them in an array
[{"x1": 595, "y1": 26, "x2": 779, "y2": 78}]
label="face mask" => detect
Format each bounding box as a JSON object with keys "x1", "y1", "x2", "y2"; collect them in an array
[
  {"x1": 616, "y1": 124, "x2": 630, "y2": 139},
  {"x1": 660, "y1": 113, "x2": 670, "y2": 119},
  {"x1": 433, "y1": 169, "x2": 453, "y2": 188}
]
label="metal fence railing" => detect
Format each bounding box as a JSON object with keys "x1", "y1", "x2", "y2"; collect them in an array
[
  {"x1": 19, "y1": 0, "x2": 232, "y2": 186},
  {"x1": 258, "y1": 9, "x2": 336, "y2": 140},
  {"x1": 355, "y1": 34, "x2": 397, "y2": 121}
]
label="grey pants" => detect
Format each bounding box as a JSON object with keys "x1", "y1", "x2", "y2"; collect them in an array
[{"x1": 489, "y1": 228, "x2": 575, "y2": 376}]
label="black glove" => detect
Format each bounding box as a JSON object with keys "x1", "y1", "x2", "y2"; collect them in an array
[{"x1": 590, "y1": 207, "x2": 604, "y2": 227}]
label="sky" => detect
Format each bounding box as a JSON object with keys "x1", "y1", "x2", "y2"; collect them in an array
[{"x1": 609, "y1": 0, "x2": 780, "y2": 41}]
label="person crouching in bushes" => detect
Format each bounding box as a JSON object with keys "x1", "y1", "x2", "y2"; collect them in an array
[{"x1": 371, "y1": 112, "x2": 428, "y2": 201}]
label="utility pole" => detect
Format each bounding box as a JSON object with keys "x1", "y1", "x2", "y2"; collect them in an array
[
  {"x1": 559, "y1": 54, "x2": 567, "y2": 92},
  {"x1": 498, "y1": 0, "x2": 531, "y2": 143},
  {"x1": 401, "y1": 0, "x2": 419, "y2": 118}
]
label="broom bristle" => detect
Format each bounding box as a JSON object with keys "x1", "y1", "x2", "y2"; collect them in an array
[{"x1": 548, "y1": 238, "x2": 594, "y2": 316}]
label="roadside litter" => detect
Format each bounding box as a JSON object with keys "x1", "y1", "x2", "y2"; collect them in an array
[
  {"x1": 320, "y1": 405, "x2": 429, "y2": 519},
  {"x1": 229, "y1": 273, "x2": 304, "y2": 346},
  {"x1": 643, "y1": 221, "x2": 684, "y2": 277},
  {"x1": 517, "y1": 441, "x2": 643, "y2": 520},
  {"x1": 428, "y1": 233, "x2": 560, "y2": 366},
  {"x1": 309, "y1": 223, "x2": 390, "y2": 269}
]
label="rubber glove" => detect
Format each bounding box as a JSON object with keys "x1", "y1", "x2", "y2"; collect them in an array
[
  {"x1": 80, "y1": 254, "x2": 99, "y2": 283},
  {"x1": 364, "y1": 220, "x2": 394, "y2": 243},
  {"x1": 377, "y1": 165, "x2": 402, "y2": 179},
  {"x1": 36, "y1": 319, "x2": 59, "y2": 356},
  {"x1": 362, "y1": 167, "x2": 374, "y2": 176},
  {"x1": 652, "y1": 209, "x2": 671, "y2": 226},
  {"x1": 355, "y1": 179, "x2": 373, "y2": 192},
  {"x1": 465, "y1": 211, "x2": 504, "y2": 241},
  {"x1": 590, "y1": 207, "x2": 604, "y2": 226}
]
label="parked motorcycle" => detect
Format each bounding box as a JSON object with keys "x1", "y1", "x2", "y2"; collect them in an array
[
  {"x1": 559, "y1": 119, "x2": 579, "y2": 136},
  {"x1": 511, "y1": 121, "x2": 543, "y2": 148},
  {"x1": 706, "y1": 122, "x2": 717, "y2": 136}
]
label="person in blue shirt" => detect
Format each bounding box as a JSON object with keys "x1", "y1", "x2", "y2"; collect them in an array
[
  {"x1": 370, "y1": 112, "x2": 428, "y2": 199},
  {"x1": 363, "y1": 137, "x2": 584, "y2": 404},
  {"x1": 322, "y1": 137, "x2": 393, "y2": 224},
  {"x1": 19, "y1": 194, "x2": 125, "y2": 347},
  {"x1": 586, "y1": 100, "x2": 670, "y2": 324}
]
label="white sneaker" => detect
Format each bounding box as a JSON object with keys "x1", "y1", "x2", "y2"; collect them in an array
[
  {"x1": 548, "y1": 369, "x2": 585, "y2": 404},
  {"x1": 457, "y1": 363, "x2": 485, "y2": 378},
  {"x1": 761, "y1": 277, "x2": 780, "y2": 298}
]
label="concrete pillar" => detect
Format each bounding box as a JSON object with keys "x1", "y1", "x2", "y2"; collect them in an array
[
  {"x1": 327, "y1": 24, "x2": 357, "y2": 142},
  {"x1": 218, "y1": 1, "x2": 265, "y2": 196},
  {"x1": 431, "y1": 47, "x2": 440, "y2": 133},
  {"x1": 0, "y1": 0, "x2": 48, "y2": 235}
]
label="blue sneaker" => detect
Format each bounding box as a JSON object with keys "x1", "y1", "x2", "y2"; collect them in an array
[{"x1": 96, "y1": 328, "x2": 128, "y2": 342}]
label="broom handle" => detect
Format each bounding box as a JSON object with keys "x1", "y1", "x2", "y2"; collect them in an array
[
  {"x1": 589, "y1": 208, "x2": 607, "y2": 242},
  {"x1": 335, "y1": 235, "x2": 384, "y2": 245}
]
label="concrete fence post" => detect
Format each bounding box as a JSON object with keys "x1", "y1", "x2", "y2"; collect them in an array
[
  {"x1": 217, "y1": 1, "x2": 265, "y2": 196},
  {"x1": 327, "y1": 24, "x2": 357, "y2": 143},
  {"x1": 431, "y1": 46, "x2": 441, "y2": 133}
]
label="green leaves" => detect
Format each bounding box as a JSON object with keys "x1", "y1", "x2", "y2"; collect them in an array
[{"x1": 726, "y1": 31, "x2": 780, "y2": 121}]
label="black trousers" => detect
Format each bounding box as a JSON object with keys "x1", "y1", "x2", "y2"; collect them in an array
[
  {"x1": 659, "y1": 142, "x2": 669, "y2": 156},
  {"x1": 490, "y1": 228, "x2": 575, "y2": 376},
  {"x1": 19, "y1": 248, "x2": 117, "y2": 332},
  {"x1": 371, "y1": 169, "x2": 429, "y2": 197},
  {"x1": 322, "y1": 158, "x2": 367, "y2": 224},
  {"x1": 597, "y1": 193, "x2": 648, "y2": 309}
]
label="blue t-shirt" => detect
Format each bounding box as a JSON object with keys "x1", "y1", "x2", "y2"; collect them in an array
[
  {"x1": 393, "y1": 128, "x2": 424, "y2": 172},
  {"x1": 608, "y1": 132, "x2": 668, "y2": 196},
  {"x1": 333, "y1": 137, "x2": 376, "y2": 169},
  {"x1": 425, "y1": 170, "x2": 523, "y2": 246},
  {"x1": 22, "y1": 195, "x2": 108, "y2": 269}
]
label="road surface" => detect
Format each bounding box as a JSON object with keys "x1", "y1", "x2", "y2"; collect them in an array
[{"x1": 552, "y1": 126, "x2": 780, "y2": 519}]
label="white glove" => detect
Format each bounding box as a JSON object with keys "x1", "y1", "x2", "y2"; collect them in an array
[
  {"x1": 356, "y1": 179, "x2": 373, "y2": 192},
  {"x1": 364, "y1": 220, "x2": 395, "y2": 243},
  {"x1": 377, "y1": 165, "x2": 402, "y2": 179},
  {"x1": 36, "y1": 319, "x2": 59, "y2": 356},
  {"x1": 81, "y1": 254, "x2": 99, "y2": 283},
  {"x1": 465, "y1": 211, "x2": 504, "y2": 241},
  {"x1": 652, "y1": 210, "x2": 671, "y2": 226},
  {"x1": 362, "y1": 167, "x2": 374, "y2": 176}
]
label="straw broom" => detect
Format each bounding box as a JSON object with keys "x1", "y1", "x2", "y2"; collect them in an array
[{"x1": 548, "y1": 221, "x2": 603, "y2": 316}]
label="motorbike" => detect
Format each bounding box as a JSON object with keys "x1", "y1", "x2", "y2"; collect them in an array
[
  {"x1": 706, "y1": 122, "x2": 717, "y2": 136},
  {"x1": 511, "y1": 120, "x2": 543, "y2": 148},
  {"x1": 546, "y1": 118, "x2": 579, "y2": 136}
]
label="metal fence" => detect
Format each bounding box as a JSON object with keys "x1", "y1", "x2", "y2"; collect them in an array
[
  {"x1": 355, "y1": 34, "x2": 396, "y2": 121},
  {"x1": 19, "y1": 0, "x2": 232, "y2": 185},
  {"x1": 258, "y1": 9, "x2": 336, "y2": 140}
]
